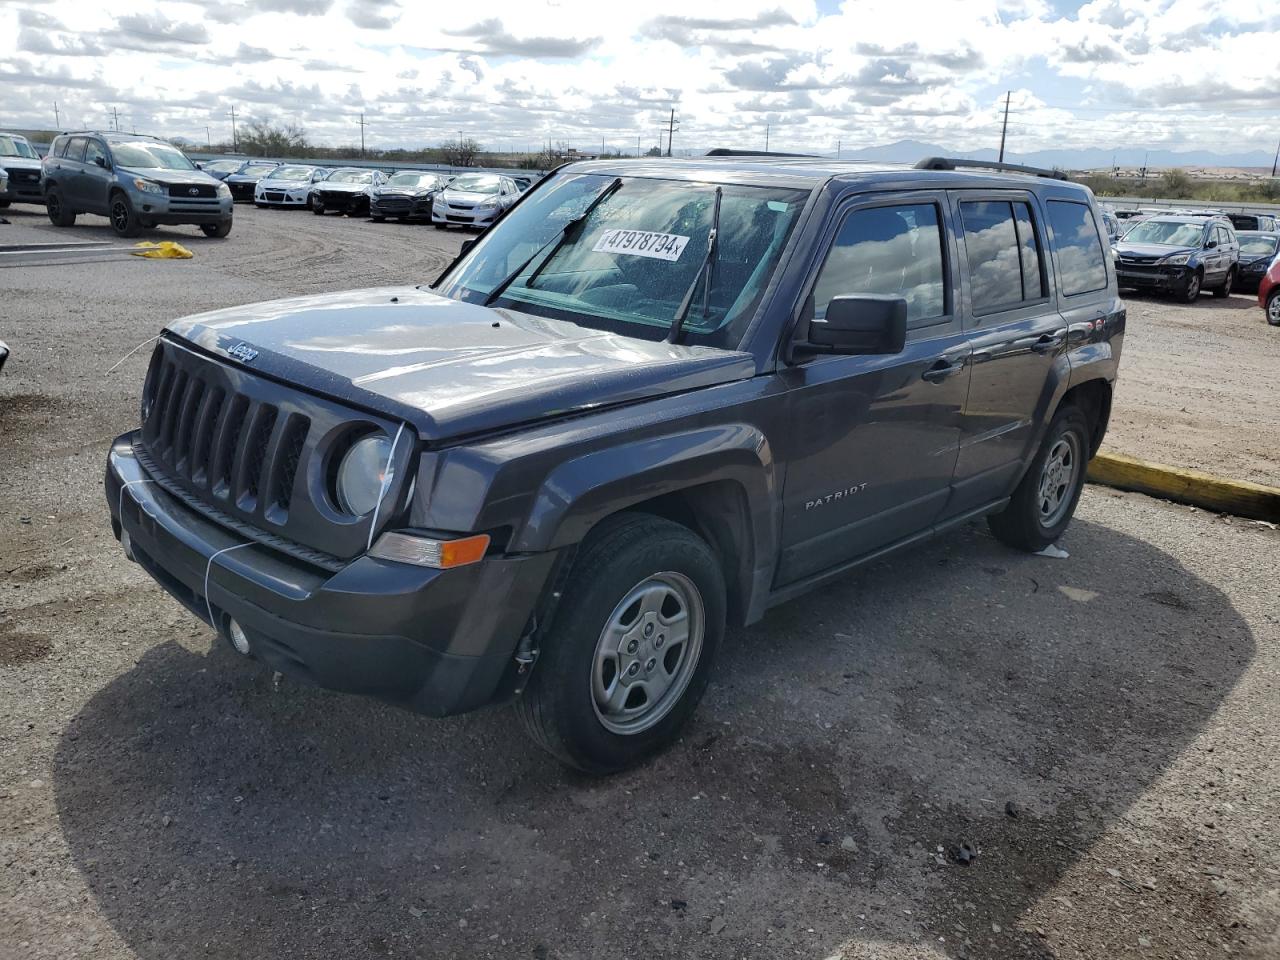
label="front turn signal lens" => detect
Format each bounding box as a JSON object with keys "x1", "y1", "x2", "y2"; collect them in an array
[{"x1": 369, "y1": 532, "x2": 490, "y2": 569}]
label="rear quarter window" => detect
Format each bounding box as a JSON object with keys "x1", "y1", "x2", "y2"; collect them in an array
[{"x1": 1047, "y1": 200, "x2": 1108, "y2": 297}]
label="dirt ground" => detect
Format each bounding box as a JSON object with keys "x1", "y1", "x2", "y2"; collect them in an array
[{"x1": 2, "y1": 205, "x2": 1278, "y2": 960}]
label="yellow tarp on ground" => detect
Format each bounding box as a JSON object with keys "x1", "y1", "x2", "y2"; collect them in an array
[{"x1": 131, "y1": 241, "x2": 193, "y2": 259}]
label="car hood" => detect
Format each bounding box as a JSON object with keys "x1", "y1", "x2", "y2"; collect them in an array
[
  {"x1": 120, "y1": 166, "x2": 220, "y2": 186},
  {"x1": 226, "y1": 172, "x2": 273, "y2": 183},
  {"x1": 441, "y1": 190, "x2": 496, "y2": 204},
  {"x1": 165, "y1": 286, "x2": 755, "y2": 442},
  {"x1": 1114, "y1": 241, "x2": 1197, "y2": 259},
  {"x1": 1, "y1": 156, "x2": 41, "y2": 173},
  {"x1": 317, "y1": 181, "x2": 371, "y2": 193},
  {"x1": 374, "y1": 186, "x2": 431, "y2": 196},
  {"x1": 258, "y1": 178, "x2": 311, "y2": 189},
  {"x1": 1240, "y1": 251, "x2": 1277, "y2": 266}
]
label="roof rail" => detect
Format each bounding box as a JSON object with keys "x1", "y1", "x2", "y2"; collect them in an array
[
  {"x1": 915, "y1": 156, "x2": 1070, "y2": 181},
  {"x1": 705, "y1": 148, "x2": 820, "y2": 159}
]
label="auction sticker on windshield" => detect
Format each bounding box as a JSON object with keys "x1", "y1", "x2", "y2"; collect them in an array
[{"x1": 592, "y1": 229, "x2": 689, "y2": 262}]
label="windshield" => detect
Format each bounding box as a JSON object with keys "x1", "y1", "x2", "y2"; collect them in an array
[
  {"x1": 328, "y1": 169, "x2": 374, "y2": 184},
  {"x1": 387, "y1": 172, "x2": 440, "y2": 189},
  {"x1": 110, "y1": 142, "x2": 195, "y2": 171},
  {"x1": 271, "y1": 165, "x2": 314, "y2": 181},
  {"x1": 204, "y1": 159, "x2": 242, "y2": 173},
  {"x1": 238, "y1": 163, "x2": 277, "y2": 177},
  {"x1": 1239, "y1": 235, "x2": 1278, "y2": 256},
  {"x1": 449, "y1": 174, "x2": 501, "y2": 194},
  {"x1": 0, "y1": 135, "x2": 37, "y2": 159},
  {"x1": 1122, "y1": 220, "x2": 1205, "y2": 247},
  {"x1": 438, "y1": 173, "x2": 809, "y2": 349}
]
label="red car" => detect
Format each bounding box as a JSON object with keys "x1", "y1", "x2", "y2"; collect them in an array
[{"x1": 1261, "y1": 257, "x2": 1280, "y2": 326}]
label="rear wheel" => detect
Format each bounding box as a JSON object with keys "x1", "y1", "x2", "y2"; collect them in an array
[
  {"x1": 109, "y1": 192, "x2": 142, "y2": 238},
  {"x1": 1213, "y1": 267, "x2": 1235, "y2": 299},
  {"x1": 45, "y1": 188, "x2": 76, "y2": 226},
  {"x1": 988, "y1": 405, "x2": 1090, "y2": 552},
  {"x1": 200, "y1": 221, "x2": 232, "y2": 238},
  {"x1": 515, "y1": 514, "x2": 725, "y2": 774},
  {"x1": 1177, "y1": 270, "x2": 1202, "y2": 303},
  {"x1": 1267, "y1": 289, "x2": 1280, "y2": 326}
]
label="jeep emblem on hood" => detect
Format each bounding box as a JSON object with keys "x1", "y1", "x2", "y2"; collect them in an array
[{"x1": 227, "y1": 342, "x2": 259, "y2": 363}]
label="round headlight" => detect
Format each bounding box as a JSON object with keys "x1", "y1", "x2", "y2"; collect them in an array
[{"x1": 335, "y1": 433, "x2": 394, "y2": 515}]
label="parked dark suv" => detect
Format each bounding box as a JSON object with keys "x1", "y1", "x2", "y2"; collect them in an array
[
  {"x1": 42, "y1": 132, "x2": 233, "y2": 237},
  {"x1": 1113, "y1": 214, "x2": 1239, "y2": 301},
  {"x1": 105, "y1": 155, "x2": 1124, "y2": 772}
]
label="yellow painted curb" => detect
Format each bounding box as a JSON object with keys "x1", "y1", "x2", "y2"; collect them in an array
[{"x1": 1087, "y1": 450, "x2": 1280, "y2": 523}]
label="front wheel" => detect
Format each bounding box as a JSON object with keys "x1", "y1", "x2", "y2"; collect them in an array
[
  {"x1": 1177, "y1": 270, "x2": 1202, "y2": 303},
  {"x1": 371, "y1": 215, "x2": 385, "y2": 223},
  {"x1": 515, "y1": 514, "x2": 726, "y2": 774},
  {"x1": 1213, "y1": 268, "x2": 1235, "y2": 299},
  {"x1": 46, "y1": 188, "x2": 76, "y2": 226},
  {"x1": 109, "y1": 193, "x2": 142, "y2": 238},
  {"x1": 988, "y1": 405, "x2": 1091, "y2": 552},
  {"x1": 1267, "y1": 290, "x2": 1280, "y2": 326},
  {"x1": 201, "y1": 221, "x2": 232, "y2": 238},
  {"x1": 312, "y1": 201, "x2": 325, "y2": 216}
]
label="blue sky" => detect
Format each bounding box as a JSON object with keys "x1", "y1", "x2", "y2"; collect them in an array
[{"x1": 1, "y1": 0, "x2": 1277, "y2": 161}]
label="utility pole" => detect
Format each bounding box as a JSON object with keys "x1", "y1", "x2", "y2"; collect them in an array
[
  {"x1": 636, "y1": 134, "x2": 641, "y2": 157},
  {"x1": 836, "y1": 138, "x2": 841, "y2": 159},
  {"x1": 765, "y1": 123, "x2": 770, "y2": 152},
  {"x1": 53, "y1": 102, "x2": 60, "y2": 128},
  {"x1": 111, "y1": 107, "x2": 119, "y2": 132},
  {"x1": 229, "y1": 105, "x2": 238, "y2": 152},
  {"x1": 1272, "y1": 136, "x2": 1279, "y2": 178},
  {"x1": 997, "y1": 90, "x2": 1010, "y2": 163},
  {"x1": 206, "y1": 125, "x2": 211, "y2": 147},
  {"x1": 666, "y1": 108, "x2": 676, "y2": 157},
  {"x1": 358, "y1": 113, "x2": 368, "y2": 157}
]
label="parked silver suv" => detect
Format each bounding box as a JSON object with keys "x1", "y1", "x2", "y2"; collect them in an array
[
  {"x1": 0, "y1": 131, "x2": 44, "y2": 207},
  {"x1": 42, "y1": 132, "x2": 233, "y2": 238}
]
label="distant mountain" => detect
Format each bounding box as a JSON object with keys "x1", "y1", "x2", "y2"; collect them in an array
[{"x1": 829, "y1": 139, "x2": 1273, "y2": 171}]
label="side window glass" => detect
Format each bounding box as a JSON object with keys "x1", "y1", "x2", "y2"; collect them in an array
[
  {"x1": 959, "y1": 201, "x2": 1022, "y2": 313},
  {"x1": 811, "y1": 202, "x2": 946, "y2": 325},
  {"x1": 1046, "y1": 200, "x2": 1108, "y2": 297},
  {"x1": 52, "y1": 137, "x2": 67, "y2": 158},
  {"x1": 65, "y1": 137, "x2": 87, "y2": 162},
  {"x1": 84, "y1": 140, "x2": 106, "y2": 168},
  {"x1": 1013, "y1": 201, "x2": 1046, "y2": 300}
]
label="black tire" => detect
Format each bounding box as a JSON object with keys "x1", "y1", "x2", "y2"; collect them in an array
[
  {"x1": 109, "y1": 192, "x2": 142, "y2": 238},
  {"x1": 371, "y1": 215, "x2": 385, "y2": 223},
  {"x1": 200, "y1": 221, "x2": 232, "y2": 238},
  {"x1": 1212, "y1": 267, "x2": 1235, "y2": 299},
  {"x1": 987, "y1": 404, "x2": 1091, "y2": 552},
  {"x1": 433, "y1": 222, "x2": 447, "y2": 230},
  {"x1": 45, "y1": 188, "x2": 76, "y2": 226},
  {"x1": 1267, "y1": 289, "x2": 1280, "y2": 327},
  {"x1": 1177, "y1": 270, "x2": 1202, "y2": 303},
  {"x1": 0, "y1": 199, "x2": 9, "y2": 208},
  {"x1": 515, "y1": 514, "x2": 726, "y2": 774},
  {"x1": 312, "y1": 200, "x2": 325, "y2": 216}
]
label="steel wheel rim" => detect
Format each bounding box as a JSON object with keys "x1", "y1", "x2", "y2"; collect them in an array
[
  {"x1": 1269, "y1": 294, "x2": 1280, "y2": 324},
  {"x1": 591, "y1": 571, "x2": 704, "y2": 736},
  {"x1": 1186, "y1": 275, "x2": 1200, "y2": 298},
  {"x1": 111, "y1": 199, "x2": 129, "y2": 232},
  {"x1": 1037, "y1": 433, "x2": 1080, "y2": 528},
  {"x1": 1224, "y1": 271, "x2": 1233, "y2": 296}
]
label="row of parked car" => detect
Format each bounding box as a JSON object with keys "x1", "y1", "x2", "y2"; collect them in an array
[
  {"x1": 1104, "y1": 206, "x2": 1280, "y2": 324},
  {"x1": 0, "y1": 129, "x2": 537, "y2": 237},
  {"x1": 197, "y1": 157, "x2": 533, "y2": 229}
]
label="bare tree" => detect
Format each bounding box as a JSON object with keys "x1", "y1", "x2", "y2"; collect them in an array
[
  {"x1": 440, "y1": 136, "x2": 482, "y2": 167},
  {"x1": 239, "y1": 120, "x2": 309, "y2": 157}
]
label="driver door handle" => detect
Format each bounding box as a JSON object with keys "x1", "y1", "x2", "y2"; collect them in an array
[
  {"x1": 1030, "y1": 330, "x2": 1067, "y2": 354},
  {"x1": 921, "y1": 359, "x2": 966, "y2": 383}
]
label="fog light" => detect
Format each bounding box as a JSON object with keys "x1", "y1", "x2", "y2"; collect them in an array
[{"x1": 228, "y1": 619, "x2": 251, "y2": 656}]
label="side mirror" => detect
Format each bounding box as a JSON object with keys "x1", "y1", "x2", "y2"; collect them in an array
[
  {"x1": 791, "y1": 295, "x2": 907, "y2": 361},
  {"x1": 1205, "y1": 238, "x2": 1217, "y2": 249},
  {"x1": 94, "y1": 155, "x2": 108, "y2": 169}
]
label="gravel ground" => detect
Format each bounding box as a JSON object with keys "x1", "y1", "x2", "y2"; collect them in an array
[{"x1": 2, "y1": 204, "x2": 1279, "y2": 960}]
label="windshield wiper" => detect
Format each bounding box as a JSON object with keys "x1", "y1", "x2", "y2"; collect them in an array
[
  {"x1": 480, "y1": 177, "x2": 623, "y2": 307},
  {"x1": 667, "y1": 186, "x2": 722, "y2": 344}
]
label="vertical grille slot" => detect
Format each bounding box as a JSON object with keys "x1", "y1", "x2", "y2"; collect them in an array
[
  {"x1": 270, "y1": 415, "x2": 310, "y2": 519},
  {"x1": 144, "y1": 360, "x2": 177, "y2": 443},
  {"x1": 173, "y1": 380, "x2": 206, "y2": 474},
  {"x1": 158, "y1": 369, "x2": 189, "y2": 456},
  {"x1": 190, "y1": 389, "x2": 225, "y2": 487},
  {"x1": 235, "y1": 405, "x2": 278, "y2": 510},
  {"x1": 211, "y1": 395, "x2": 250, "y2": 499}
]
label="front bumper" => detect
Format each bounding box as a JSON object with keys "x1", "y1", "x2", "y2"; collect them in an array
[
  {"x1": 313, "y1": 191, "x2": 368, "y2": 213},
  {"x1": 227, "y1": 181, "x2": 258, "y2": 202},
  {"x1": 106, "y1": 434, "x2": 556, "y2": 716},
  {"x1": 1, "y1": 172, "x2": 44, "y2": 203},
  {"x1": 257, "y1": 189, "x2": 311, "y2": 206},
  {"x1": 134, "y1": 192, "x2": 234, "y2": 226},
  {"x1": 432, "y1": 205, "x2": 499, "y2": 227},
  {"x1": 370, "y1": 195, "x2": 433, "y2": 218},
  {"x1": 1115, "y1": 263, "x2": 1191, "y2": 293}
]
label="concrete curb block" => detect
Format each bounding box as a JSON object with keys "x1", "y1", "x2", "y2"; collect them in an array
[{"x1": 1087, "y1": 450, "x2": 1280, "y2": 523}]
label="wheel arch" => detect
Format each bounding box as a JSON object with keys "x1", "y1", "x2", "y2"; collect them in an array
[{"x1": 1058, "y1": 377, "x2": 1112, "y2": 457}]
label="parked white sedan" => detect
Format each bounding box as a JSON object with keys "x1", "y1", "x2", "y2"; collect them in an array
[
  {"x1": 254, "y1": 165, "x2": 329, "y2": 208},
  {"x1": 431, "y1": 173, "x2": 522, "y2": 229}
]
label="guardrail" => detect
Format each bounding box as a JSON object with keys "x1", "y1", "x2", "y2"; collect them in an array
[{"x1": 1102, "y1": 195, "x2": 1280, "y2": 216}]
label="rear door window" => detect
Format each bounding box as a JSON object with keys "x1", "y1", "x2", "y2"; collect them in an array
[
  {"x1": 1046, "y1": 200, "x2": 1108, "y2": 297},
  {"x1": 64, "y1": 137, "x2": 87, "y2": 162},
  {"x1": 811, "y1": 202, "x2": 948, "y2": 327},
  {"x1": 959, "y1": 200, "x2": 1043, "y2": 313},
  {"x1": 84, "y1": 139, "x2": 107, "y2": 168}
]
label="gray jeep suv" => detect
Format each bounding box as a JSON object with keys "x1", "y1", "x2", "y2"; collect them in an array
[
  {"x1": 42, "y1": 132, "x2": 233, "y2": 238},
  {"x1": 106, "y1": 154, "x2": 1124, "y2": 772}
]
